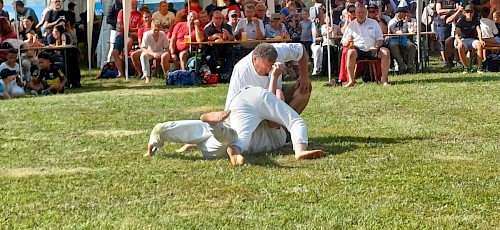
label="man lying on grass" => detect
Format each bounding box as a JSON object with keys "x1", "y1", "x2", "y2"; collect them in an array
[{"x1": 145, "y1": 63, "x2": 326, "y2": 166}]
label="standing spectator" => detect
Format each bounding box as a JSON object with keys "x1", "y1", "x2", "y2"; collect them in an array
[
  {"x1": 184, "y1": 0, "x2": 202, "y2": 14},
  {"x1": 342, "y1": 6, "x2": 391, "y2": 87},
  {"x1": 280, "y1": 0, "x2": 294, "y2": 24},
  {"x1": 67, "y1": 2, "x2": 77, "y2": 26},
  {"x1": 265, "y1": 13, "x2": 289, "y2": 38},
  {"x1": 299, "y1": 10, "x2": 313, "y2": 59},
  {"x1": 387, "y1": 7, "x2": 416, "y2": 74},
  {"x1": 15, "y1": 1, "x2": 39, "y2": 25},
  {"x1": 168, "y1": 3, "x2": 177, "y2": 15},
  {"x1": 169, "y1": 11, "x2": 204, "y2": 70},
  {"x1": 140, "y1": 20, "x2": 170, "y2": 83},
  {"x1": 206, "y1": 0, "x2": 225, "y2": 16},
  {"x1": 434, "y1": 0, "x2": 460, "y2": 67},
  {"x1": 311, "y1": 8, "x2": 325, "y2": 76},
  {"x1": 0, "y1": 0, "x2": 9, "y2": 19},
  {"x1": 286, "y1": 5, "x2": 300, "y2": 41},
  {"x1": 43, "y1": 0, "x2": 70, "y2": 32},
  {"x1": 455, "y1": 5, "x2": 485, "y2": 73},
  {"x1": 106, "y1": 0, "x2": 123, "y2": 62},
  {"x1": 152, "y1": 1, "x2": 176, "y2": 30},
  {"x1": 255, "y1": 3, "x2": 271, "y2": 26}
]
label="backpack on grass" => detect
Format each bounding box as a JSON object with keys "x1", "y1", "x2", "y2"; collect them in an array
[
  {"x1": 97, "y1": 62, "x2": 119, "y2": 79},
  {"x1": 165, "y1": 70, "x2": 199, "y2": 86}
]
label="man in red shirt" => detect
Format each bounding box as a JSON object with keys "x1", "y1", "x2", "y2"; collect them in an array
[
  {"x1": 111, "y1": 0, "x2": 143, "y2": 77},
  {"x1": 169, "y1": 11, "x2": 204, "y2": 70},
  {"x1": 131, "y1": 10, "x2": 152, "y2": 78}
]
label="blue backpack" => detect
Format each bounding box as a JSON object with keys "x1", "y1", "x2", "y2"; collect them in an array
[
  {"x1": 97, "y1": 62, "x2": 119, "y2": 79},
  {"x1": 165, "y1": 70, "x2": 199, "y2": 86}
]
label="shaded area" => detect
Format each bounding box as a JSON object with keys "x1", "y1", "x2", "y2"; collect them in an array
[{"x1": 393, "y1": 76, "x2": 500, "y2": 85}]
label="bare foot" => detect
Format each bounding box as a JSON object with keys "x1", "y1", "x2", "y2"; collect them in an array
[
  {"x1": 344, "y1": 82, "x2": 355, "y2": 88},
  {"x1": 295, "y1": 150, "x2": 326, "y2": 160},
  {"x1": 145, "y1": 76, "x2": 151, "y2": 84},
  {"x1": 382, "y1": 82, "x2": 390, "y2": 86},
  {"x1": 176, "y1": 144, "x2": 197, "y2": 152},
  {"x1": 200, "y1": 111, "x2": 230, "y2": 124},
  {"x1": 227, "y1": 145, "x2": 245, "y2": 166},
  {"x1": 144, "y1": 144, "x2": 157, "y2": 157}
]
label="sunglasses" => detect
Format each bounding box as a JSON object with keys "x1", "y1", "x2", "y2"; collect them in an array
[
  {"x1": 231, "y1": 14, "x2": 238, "y2": 18},
  {"x1": 368, "y1": 10, "x2": 377, "y2": 13},
  {"x1": 465, "y1": 10, "x2": 473, "y2": 13},
  {"x1": 348, "y1": 10, "x2": 355, "y2": 13}
]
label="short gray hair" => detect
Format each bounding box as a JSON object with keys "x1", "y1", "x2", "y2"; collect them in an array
[
  {"x1": 245, "y1": 3, "x2": 256, "y2": 10},
  {"x1": 253, "y1": 43, "x2": 278, "y2": 63}
]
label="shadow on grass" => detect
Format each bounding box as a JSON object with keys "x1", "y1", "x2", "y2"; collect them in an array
[{"x1": 394, "y1": 75, "x2": 500, "y2": 85}]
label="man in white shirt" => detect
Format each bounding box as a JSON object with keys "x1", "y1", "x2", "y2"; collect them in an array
[
  {"x1": 234, "y1": 3, "x2": 265, "y2": 57},
  {"x1": 152, "y1": 1, "x2": 176, "y2": 30},
  {"x1": 140, "y1": 20, "x2": 170, "y2": 83},
  {"x1": 341, "y1": 5, "x2": 390, "y2": 87}
]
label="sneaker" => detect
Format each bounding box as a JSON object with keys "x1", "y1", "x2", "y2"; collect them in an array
[
  {"x1": 31, "y1": 90, "x2": 38, "y2": 95},
  {"x1": 41, "y1": 90, "x2": 51, "y2": 95}
]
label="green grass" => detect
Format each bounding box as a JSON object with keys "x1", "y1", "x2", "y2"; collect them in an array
[{"x1": 1, "y1": 68, "x2": 499, "y2": 229}]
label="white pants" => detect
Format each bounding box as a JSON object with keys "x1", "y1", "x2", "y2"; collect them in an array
[
  {"x1": 140, "y1": 51, "x2": 164, "y2": 77},
  {"x1": 0, "y1": 82, "x2": 25, "y2": 97},
  {"x1": 22, "y1": 57, "x2": 39, "y2": 82},
  {"x1": 107, "y1": 30, "x2": 117, "y2": 62},
  {"x1": 149, "y1": 86, "x2": 307, "y2": 158},
  {"x1": 311, "y1": 43, "x2": 323, "y2": 74}
]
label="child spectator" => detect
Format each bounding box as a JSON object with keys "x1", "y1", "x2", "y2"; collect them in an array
[
  {"x1": 299, "y1": 10, "x2": 313, "y2": 59},
  {"x1": 286, "y1": 5, "x2": 301, "y2": 42},
  {"x1": 0, "y1": 69, "x2": 18, "y2": 99},
  {"x1": 0, "y1": 49, "x2": 25, "y2": 96},
  {"x1": 28, "y1": 52, "x2": 66, "y2": 95},
  {"x1": 493, "y1": 11, "x2": 500, "y2": 42},
  {"x1": 480, "y1": 9, "x2": 499, "y2": 45},
  {"x1": 22, "y1": 29, "x2": 42, "y2": 82}
]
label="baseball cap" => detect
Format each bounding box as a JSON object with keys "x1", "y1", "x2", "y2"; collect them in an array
[
  {"x1": 367, "y1": 5, "x2": 379, "y2": 10},
  {"x1": 0, "y1": 69, "x2": 16, "y2": 79},
  {"x1": 68, "y1": 2, "x2": 76, "y2": 8},
  {"x1": 271, "y1": 13, "x2": 280, "y2": 20},
  {"x1": 395, "y1": 7, "x2": 407, "y2": 13},
  {"x1": 228, "y1": 10, "x2": 238, "y2": 17},
  {"x1": 464, "y1": 4, "x2": 475, "y2": 11}
]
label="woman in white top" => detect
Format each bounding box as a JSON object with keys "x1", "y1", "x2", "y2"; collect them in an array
[
  {"x1": 140, "y1": 20, "x2": 171, "y2": 83},
  {"x1": 152, "y1": 1, "x2": 176, "y2": 31}
]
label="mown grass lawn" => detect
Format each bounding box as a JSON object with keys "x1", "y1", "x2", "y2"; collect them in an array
[{"x1": 1, "y1": 69, "x2": 499, "y2": 229}]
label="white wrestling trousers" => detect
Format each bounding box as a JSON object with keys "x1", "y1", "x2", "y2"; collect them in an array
[
  {"x1": 148, "y1": 86, "x2": 308, "y2": 158},
  {"x1": 107, "y1": 30, "x2": 117, "y2": 62}
]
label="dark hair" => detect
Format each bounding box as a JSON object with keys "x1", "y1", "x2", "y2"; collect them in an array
[
  {"x1": 54, "y1": 25, "x2": 66, "y2": 34},
  {"x1": 15, "y1": 0, "x2": 24, "y2": 7},
  {"x1": 253, "y1": 43, "x2": 278, "y2": 63},
  {"x1": 0, "y1": 17, "x2": 13, "y2": 35},
  {"x1": 8, "y1": 48, "x2": 18, "y2": 54},
  {"x1": 24, "y1": 15, "x2": 35, "y2": 22},
  {"x1": 38, "y1": 51, "x2": 52, "y2": 61}
]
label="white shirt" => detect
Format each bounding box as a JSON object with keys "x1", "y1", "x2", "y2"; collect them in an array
[
  {"x1": 234, "y1": 18, "x2": 265, "y2": 40},
  {"x1": 141, "y1": 30, "x2": 169, "y2": 54},
  {"x1": 388, "y1": 18, "x2": 410, "y2": 34},
  {"x1": 309, "y1": 3, "x2": 323, "y2": 20},
  {"x1": 152, "y1": 11, "x2": 176, "y2": 28},
  {"x1": 480, "y1": 18, "x2": 498, "y2": 39},
  {"x1": 225, "y1": 43, "x2": 304, "y2": 109},
  {"x1": 342, "y1": 18, "x2": 384, "y2": 52}
]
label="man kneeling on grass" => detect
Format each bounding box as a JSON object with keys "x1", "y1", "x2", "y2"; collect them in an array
[
  {"x1": 145, "y1": 64, "x2": 325, "y2": 166},
  {"x1": 28, "y1": 52, "x2": 66, "y2": 95}
]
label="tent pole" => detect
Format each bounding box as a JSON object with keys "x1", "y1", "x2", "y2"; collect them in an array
[
  {"x1": 12, "y1": 3, "x2": 24, "y2": 82},
  {"x1": 416, "y1": 0, "x2": 422, "y2": 72}
]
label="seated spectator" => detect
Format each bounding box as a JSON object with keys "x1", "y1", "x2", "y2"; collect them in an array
[
  {"x1": 0, "y1": 17, "x2": 17, "y2": 62},
  {"x1": 265, "y1": 13, "x2": 289, "y2": 39},
  {"x1": 235, "y1": 4, "x2": 265, "y2": 57},
  {"x1": 455, "y1": 5, "x2": 485, "y2": 73},
  {"x1": 387, "y1": 7, "x2": 416, "y2": 74},
  {"x1": 0, "y1": 49, "x2": 25, "y2": 97},
  {"x1": 170, "y1": 11, "x2": 204, "y2": 70},
  {"x1": 22, "y1": 29, "x2": 43, "y2": 82},
  {"x1": 28, "y1": 52, "x2": 66, "y2": 95},
  {"x1": 228, "y1": 10, "x2": 239, "y2": 33},
  {"x1": 494, "y1": 11, "x2": 500, "y2": 39},
  {"x1": 367, "y1": 5, "x2": 388, "y2": 34},
  {"x1": 255, "y1": 3, "x2": 271, "y2": 26},
  {"x1": 204, "y1": 10, "x2": 235, "y2": 77},
  {"x1": 131, "y1": 10, "x2": 153, "y2": 78},
  {"x1": 112, "y1": 0, "x2": 142, "y2": 77},
  {"x1": 139, "y1": 20, "x2": 171, "y2": 83},
  {"x1": 20, "y1": 16, "x2": 42, "y2": 40},
  {"x1": 153, "y1": 1, "x2": 175, "y2": 31},
  {"x1": 198, "y1": 10, "x2": 210, "y2": 28},
  {"x1": 341, "y1": 6, "x2": 390, "y2": 87},
  {"x1": 0, "y1": 69, "x2": 19, "y2": 99},
  {"x1": 46, "y1": 25, "x2": 71, "y2": 46},
  {"x1": 479, "y1": 9, "x2": 500, "y2": 45},
  {"x1": 0, "y1": 0, "x2": 9, "y2": 19}
]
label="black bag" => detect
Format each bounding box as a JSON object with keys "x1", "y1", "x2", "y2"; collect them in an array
[{"x1": 486, "y1": 54, "x2": 500, "y2": 72}]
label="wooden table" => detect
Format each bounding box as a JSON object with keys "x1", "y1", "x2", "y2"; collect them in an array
[{"x1": 186, "y1": 38, "x2": 292, "y2": 45}]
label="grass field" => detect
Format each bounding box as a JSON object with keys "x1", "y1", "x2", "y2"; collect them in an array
[{"x1": 1, "y1": 69, "x2": 499, "y2": 229}]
